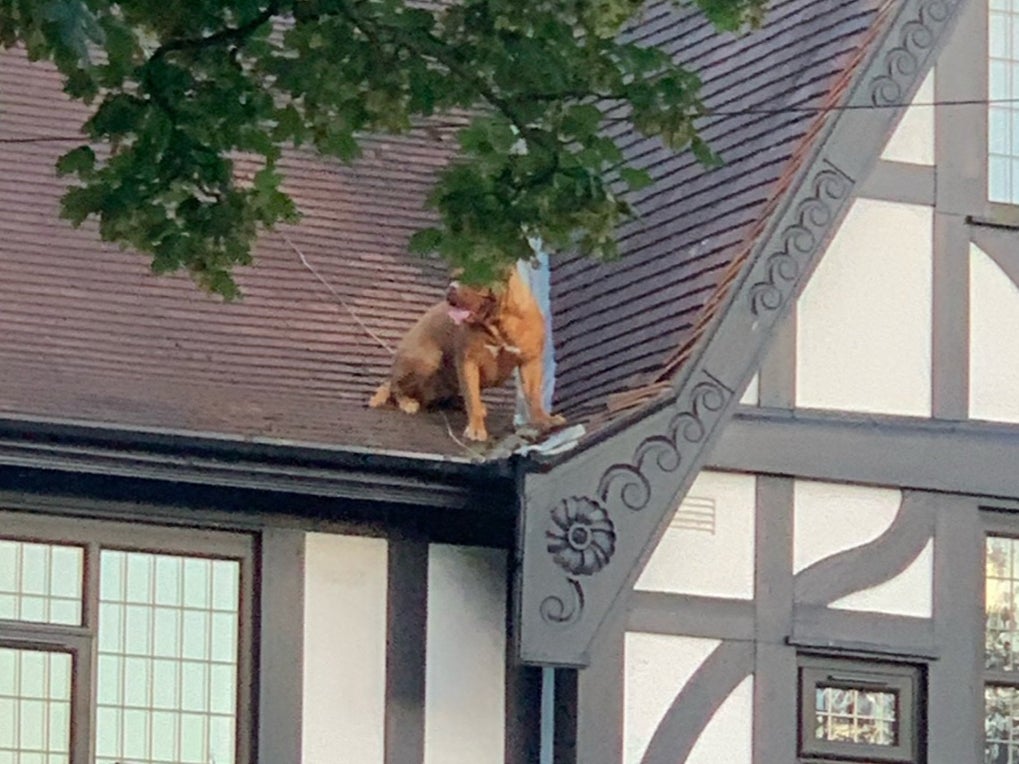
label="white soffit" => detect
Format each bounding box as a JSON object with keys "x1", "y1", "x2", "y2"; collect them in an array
[
  {"x1": 740, "y1": 373, "x2": 760, "y2": 406},
  {"x1": 685, "y1": 676, "x2": 754, "y2": 764},
  {"x1": 830, "y1": 538, "x2": 933, "y2": 618}
]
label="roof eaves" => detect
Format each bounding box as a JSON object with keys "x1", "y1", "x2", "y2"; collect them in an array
[{"x1": 0, "y1": 413, "x2": 513, "y2": 510}]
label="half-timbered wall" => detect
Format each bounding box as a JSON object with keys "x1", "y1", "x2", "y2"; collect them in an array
[
  {"x1": 619, "y1": 474, "x2": 939, "y2": 763},
  {"x1": 582, "y1": 1, "x2": 1019, "y2": 762},
  {"x1": 297, "y1": 536, "x2": 510, "y2": 764}
]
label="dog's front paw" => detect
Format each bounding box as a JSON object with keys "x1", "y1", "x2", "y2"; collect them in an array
[
  {"x1": 532, "y1": 412, "x2": 567, "y2": 431},
  {"x1": 463, "y1": 421, "x2": 488, "y2": 441}
]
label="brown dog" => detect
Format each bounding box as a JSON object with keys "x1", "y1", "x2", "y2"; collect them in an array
[{"x1": 369, "y1": 268, "x2": 565, "y2": 441}]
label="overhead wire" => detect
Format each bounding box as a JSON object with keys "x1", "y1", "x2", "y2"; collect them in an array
[{"x1": 1, "y1": 97, "x2": 1017, "y2": 144}]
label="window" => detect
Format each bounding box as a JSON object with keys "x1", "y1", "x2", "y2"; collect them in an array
[
  {"x1": 0, "y1": 512, "x2": 254, "y2": 764},
  {"x1": 989, "y1": 0, "x2": 1019, "y2": 203},
  {"x1": 984, "y1": 534, "x2": 1019, "y2": 763},
  {"x1": 798, "y1": 656, "x2": 923, "y2": 763}
]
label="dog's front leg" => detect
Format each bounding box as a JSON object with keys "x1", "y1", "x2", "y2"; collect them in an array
[
  {"x1": 459, "y1": 358, "x2": 489, "y2": 441},
  {"x1": 519, "y1": 357, "x2": 566, "y2": 430}
]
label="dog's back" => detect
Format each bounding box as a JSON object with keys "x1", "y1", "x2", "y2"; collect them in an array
[{"x1": 369, "y1": 302, "x2": 460, "y2": 412}]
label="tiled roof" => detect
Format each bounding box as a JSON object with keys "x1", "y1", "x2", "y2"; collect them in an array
[
  {"x1": 551, "y1": 0, "x2": 885, "y2": 425},
  {"x1": 0, "y1": 0, "x2": 886, "y2": 459},
  {"x1": 0, "y1": 49, "x2": 507, "y2": 459}
]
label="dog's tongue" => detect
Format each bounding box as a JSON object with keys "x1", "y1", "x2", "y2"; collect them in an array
[{"x1": 447, "y1": 307, "x2": 472, "y2": 325}]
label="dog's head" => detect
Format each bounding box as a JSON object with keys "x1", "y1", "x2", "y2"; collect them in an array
[
  {"x1": 445, "y1": 265, "x2": 517, "y2": 326},
  {"x1": 445, "y1": 279, "x2": 499, "y2": 325}
]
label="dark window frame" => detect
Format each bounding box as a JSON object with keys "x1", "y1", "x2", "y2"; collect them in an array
[
  {"x1": 0, "y1": 509, "x2": 256, "y2": 763},
  {"x1": 798, "y1": 655, "x2": 923, "y2": 764},
  {"x1": 981, "y1": 517, "x2": 1019, "y2": 764}
]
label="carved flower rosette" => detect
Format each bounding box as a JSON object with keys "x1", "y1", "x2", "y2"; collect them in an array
[{"x1": 546, "y1": 497, "x2": 616, "y2": 576}]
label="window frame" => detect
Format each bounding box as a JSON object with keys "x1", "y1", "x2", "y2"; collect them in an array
[
  {"x1": 0, "y1": 509, "x2": 256, "y2": 764},
  {"x1": 798, "y1": 655, "x2": 923, "y2": 764},
  {"x1": 981, "y1": 518, "x2": 1019, "y2": 764}
]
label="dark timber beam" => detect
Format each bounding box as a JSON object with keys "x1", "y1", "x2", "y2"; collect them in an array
[{"x1": 709, "y1": 408, "x2": 1019, "y2": 498}]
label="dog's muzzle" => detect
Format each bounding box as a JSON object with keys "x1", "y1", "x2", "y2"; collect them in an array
[{"x1": 445, "y1": 281, "x2": 461, "y2": 304}]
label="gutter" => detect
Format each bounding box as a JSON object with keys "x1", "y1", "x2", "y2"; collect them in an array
[{"x1": 0, "y1": 414, "x2": 514, "y2": 510}]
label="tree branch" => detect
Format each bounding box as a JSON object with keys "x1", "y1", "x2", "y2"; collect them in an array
[
  {"x1": 149, "y1": 2, "x2": 283, "y2": 62},
  {"x1": 335, "y1": 1, "x2": 534, "y2": 137},
  {"x1": 141, "y1": 3, "x2": 283, "y2": 123}
]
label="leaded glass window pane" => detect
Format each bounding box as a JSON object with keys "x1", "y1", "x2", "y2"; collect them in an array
[
  {"x1": 989, "y1": 1, "x2": 1019, "y2": 203},
  {"x1": 814, "y1": 685, "x2": 898, "y2": 746},
  {"x1": 986, "y1": 536, "x2": 1019, "y2": 671},
  {"x1": 95, "y1": 551, "x2": 239, "y2": 764},
  {"x1": 0, "y1": 540, "x2": 83, "y2": 626},
  {"x1": 986, "y1": 685, "x2": 1019, "y2": 763},
  {"x1": 0, "y1": 648, "x2": 72, "y2": 763}
]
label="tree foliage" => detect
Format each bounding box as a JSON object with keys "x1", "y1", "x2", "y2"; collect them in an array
[{"x1": 0, "y1": 0, "x2": 766, "y2": 296}]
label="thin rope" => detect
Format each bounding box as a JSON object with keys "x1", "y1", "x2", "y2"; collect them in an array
[
  {"x1": 281, "y1": 231, "x2": 396, "y2": 355},
  {"x1": 440, "y1": 411, "x2": 479, "y2": 456}
]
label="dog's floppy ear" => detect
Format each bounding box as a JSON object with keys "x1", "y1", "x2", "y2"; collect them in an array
[{"x1": 477, "y1": 290, "x2": 500, "y2": 321}]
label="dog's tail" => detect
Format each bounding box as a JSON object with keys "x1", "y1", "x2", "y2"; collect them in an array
[{"x1": 368, "y1": 382, "x2": 391, "y2": 408}]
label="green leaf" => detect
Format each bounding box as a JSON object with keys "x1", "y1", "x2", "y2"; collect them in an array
[
  {"x1": 87, "y1": 93, "x2": 144, "y2": 137},
  {"x1": 618, "y1": 166, "x2": 653, "y2": 191},
  {"x1": 408, "y1": 227, "x2": 443, "y2": 254},
  {"x1": 562, "y1": 104, "x2": 602, "y2": 140},
  {"x1": 691, "y1": 136, "x2": 724, "y2": 168},
  {"x1": 60, "y1": 184, "x2": 106, "y2": 226},
  {"x1": 56, "y1": 145, "x2": 96, "y2": 176}
]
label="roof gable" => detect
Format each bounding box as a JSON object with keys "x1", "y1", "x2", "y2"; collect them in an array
[{"x1": 516, "y1": 0, "x2": 966, "y2": 666}]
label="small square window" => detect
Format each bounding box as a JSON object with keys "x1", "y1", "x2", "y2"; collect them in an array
[{"x1": 799, "y1": 656, "x2": 922, "y2": 763}]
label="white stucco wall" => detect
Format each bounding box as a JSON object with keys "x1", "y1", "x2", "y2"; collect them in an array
[
  {"x1": 796, "y1": 199, "x2": 933, "y2": 416},
  {"x1": 830, "y1": 539, "x2": 933, "y2": 618},
  {"x1": 302, "y1": 533, "x2": 388, "y2": 764},
  {"x1": 881, "y1": 69, "x2": 935, "y2": 165},
  {"x1": 624, "y1": 633, "x2": 721, "y2": 764},
  {"x1": 740, "y1": 373, "x2": 759, "y2": 405},
  {"x1": 685, "y1": 676, "x2": 754, "y2": 764},
  {"x1": 794, "y1": 480, "x2": 902, "y2": 574},
  {"x1": 969, "y1": 243, "x2": 1019, "y2": 423},
  {"x1": 636, "y1": 471, "x2": 756, "y2": 599},
  {"x1": 424, "y1": 545, "x2": 506, "y2": 764}
]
